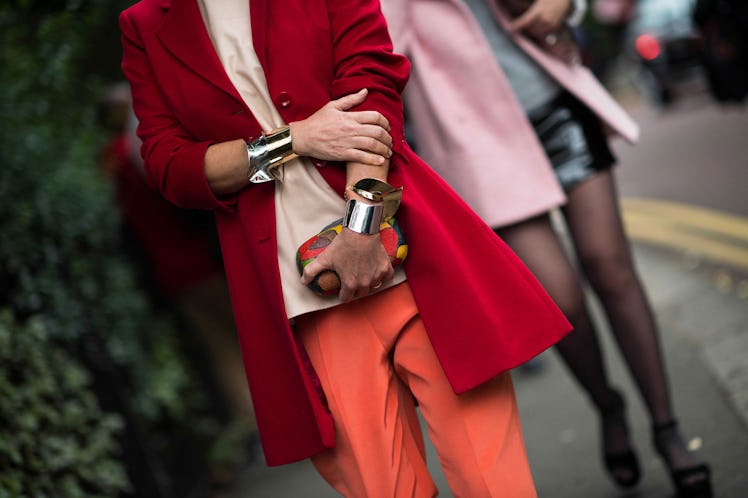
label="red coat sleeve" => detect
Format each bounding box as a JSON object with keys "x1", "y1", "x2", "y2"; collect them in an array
[
  {"x1": 326, "y1": 0, "x2": 411, "y2": 157},
  {"x1": 119, "y1": 9, "x2": 236, "y2": 212}
]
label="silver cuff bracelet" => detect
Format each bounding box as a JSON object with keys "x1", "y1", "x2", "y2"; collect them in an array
[
  {"x1": 343, "y1": 199, "x2": 384, "y2": 235},
  {"x1": 246, "y1": 125, "x2": 298, "y2": 183},
  {"x1": 347, "y1": 178, "x2": 403, "y2": 221}
]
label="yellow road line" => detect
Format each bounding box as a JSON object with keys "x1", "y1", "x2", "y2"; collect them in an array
[
  {"x1": 622, "y1": 198, "x2": 748, "y2": 243},
  {"x1": 621, "y1": 198, "x2": 748, "y2": 271}
]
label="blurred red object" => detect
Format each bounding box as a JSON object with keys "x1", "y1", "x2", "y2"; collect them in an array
[
  {"x1": 100, "y1": 133, "x2": 223, "y2": 295},
  {"x1": 636, "y1": 34, "x2": 662, "y2": 60}
]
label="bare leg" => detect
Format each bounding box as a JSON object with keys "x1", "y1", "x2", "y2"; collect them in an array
[{"x1": 561, "y1": 171, "x2": 706, "y2": 479}]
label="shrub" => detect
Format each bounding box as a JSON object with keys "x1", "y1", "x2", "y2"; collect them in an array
[
  {"x1": 0, "y1": 2, "x2": 234, "y2": 496},
  {"x1": 0, "y1": 311, "x2": 130, "y2": 498}
]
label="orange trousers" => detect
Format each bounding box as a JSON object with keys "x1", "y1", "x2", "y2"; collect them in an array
[{"x1": 295, "y1": 283, "x2": 537, "y2": 498}]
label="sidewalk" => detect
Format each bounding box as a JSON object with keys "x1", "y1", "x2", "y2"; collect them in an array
[
  {"x1": 518, "y1": 242, "x2": 748, "y2": 497},
  {"x1": 229, "y1": 241, "x2": 748, "y2": 497}
]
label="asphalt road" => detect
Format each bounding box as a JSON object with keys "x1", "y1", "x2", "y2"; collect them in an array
[{"x1": 614, "y1": 94, "x2": 748, "y2": 218}]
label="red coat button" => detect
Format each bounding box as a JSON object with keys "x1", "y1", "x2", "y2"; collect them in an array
[
  {"x1": 311, "y1": 159, "x2": 326, "y2": 168},
  {"x1": 277, "y1": 91, "x2": 292, "y2": 108}
]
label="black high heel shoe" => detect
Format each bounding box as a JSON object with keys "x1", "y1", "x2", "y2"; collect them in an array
[
  {"x1": 653, "y1": 420, "x2": 713, "y2": 498},
  {"x1": 600, "y1": 390, "x2": 641, "y2": 488}
]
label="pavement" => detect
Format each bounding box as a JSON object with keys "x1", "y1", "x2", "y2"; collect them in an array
[{"x1": 227, "y1": 226, "x2": 748, "y2": 497}]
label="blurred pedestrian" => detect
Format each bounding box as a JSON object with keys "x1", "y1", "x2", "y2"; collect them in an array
[
  {"x1": 119, "y1": 0, "x2": 572, "y2": 496},
  {"x1": 381, "y1": 0, "x2": 712, "y2": 496},
  {"x1": 586, "y1": 0, "x2": 638, "y2": 81},
  {"x1": 96, "y1": 83, "x2": 258, "y2": 476},
  {"x1": 693, "y1": 0, "x2": 748, "y2": 103}
]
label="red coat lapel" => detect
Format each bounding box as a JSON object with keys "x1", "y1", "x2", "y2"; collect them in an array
[
  {"x1": 156, "y1": 0, "x2": 242, "y2": 102},
  {"x1": 249, "y1": 0, "x2": 268, "y2": 70}
]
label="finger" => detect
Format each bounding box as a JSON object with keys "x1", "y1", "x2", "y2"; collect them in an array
[
  {"x1": 358, "y1": 124, "x2": 393, "y2": 148},
  {"x1": 333, "y1": 88, "x2": 368, "y2": 111},
  {"x1": 351, "y1": 110, "x2": 390, "y2": 130},
  {"x1": 338, "y1": 149, "x2": 387, "y2": 166},
  {"x1": 531, "y1": 18, "x2": 557, "y2": 39},
  {"x1": 509, "y1": 7, "x2": 539, "y2": 33},
  {"x1": 301, "y1": 259, "x2": 326, "y2": 285},
  {"x1": 382, "y1": 264, "x2": 395, "y2": 283},
  {"x1": 338, "y1": 281, "x2": 356, "y2": 303},
  {"x1": 351, "y1": 136, "x2": 392, "y2": 158},
  {"x1": 369, "y1": 265, "x2": 393, "y2": 292}
]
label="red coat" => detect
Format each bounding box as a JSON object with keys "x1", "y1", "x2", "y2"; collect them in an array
[{"x1": 120, "y1": 0, "x2": 571, "y2": 466}]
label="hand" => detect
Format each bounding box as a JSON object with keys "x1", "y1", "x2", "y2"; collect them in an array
[
  {"x1": 289, "y1": 89, "x2": 393, "y2": 167},
  {"x1": 509, "y1": 0, "x2": 572, "y2": 39},
  {"x1": 300, "y1": 228, "x2": 394, "y2": 303}
]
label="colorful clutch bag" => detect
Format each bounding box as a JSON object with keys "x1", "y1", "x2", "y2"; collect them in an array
[{"x1": 296, "y1": 217, "x2": 408, "y2": 296}]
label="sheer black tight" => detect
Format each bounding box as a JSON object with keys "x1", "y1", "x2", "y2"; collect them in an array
[{"x1": 496, "y1": 170, "x2": 702, "y2": 475}]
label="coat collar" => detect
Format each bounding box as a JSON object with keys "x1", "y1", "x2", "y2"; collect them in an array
[
  {"x1": 156, "y1": 0, "x2": 268, "y2": 100},
  {"x1": 249, "y1": 0, "x2": 268, "y2": 69}
]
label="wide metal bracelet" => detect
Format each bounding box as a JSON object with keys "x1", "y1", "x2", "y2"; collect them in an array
[
  {"x1": 264, "y1": 125, "x2": 298, "y2": 167},
  {"x1": 349, "y1": 178, "x2": 403, "y2": 220},
  {"x1": 245, "y1": 125, "x2": 298, "y2": 184},
  {"x1": 343, "y1": 199, "x2": 384, "y2": 235},
  {"x1": 246, "y1": 137, "x2": 272, "y2": 183}
]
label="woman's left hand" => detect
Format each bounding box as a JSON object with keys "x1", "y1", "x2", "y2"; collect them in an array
[
  {"x1": 509, "y1": 0, "x2": 571, "y2": 39},
  {"x1": 289, "y1": 89, "x2": 393, "y2": 167},
  {"x1": 300, "y1": 228, "x2": 394, "y2": 303}
]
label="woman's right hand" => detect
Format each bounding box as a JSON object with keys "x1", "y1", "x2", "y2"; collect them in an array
[
  {"x1": 509, "y1": 0, "x2": 571, "y2": 39},
  {"x1": 289, "y1": 89, "x2": 393, "y2": 167},
  {"x1": 300, "y1": 227, "x2": 394, "y2": 303}
]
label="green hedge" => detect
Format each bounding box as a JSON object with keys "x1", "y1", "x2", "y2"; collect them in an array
[
  {"x1": 0, "y1": 312, "x2": 129, "y2": 498},
  {"x1": 0, "y1": 2, "x2": 237, "y2": 495}
]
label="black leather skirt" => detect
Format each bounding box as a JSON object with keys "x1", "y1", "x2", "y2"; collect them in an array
[{"x1": 529, "y1": 92, "x2": 616, "y2": 191}]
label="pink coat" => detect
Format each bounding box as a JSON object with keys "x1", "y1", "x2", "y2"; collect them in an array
[{"x1": 381, "y1": 0, "x2": 640, "y2": 227}]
